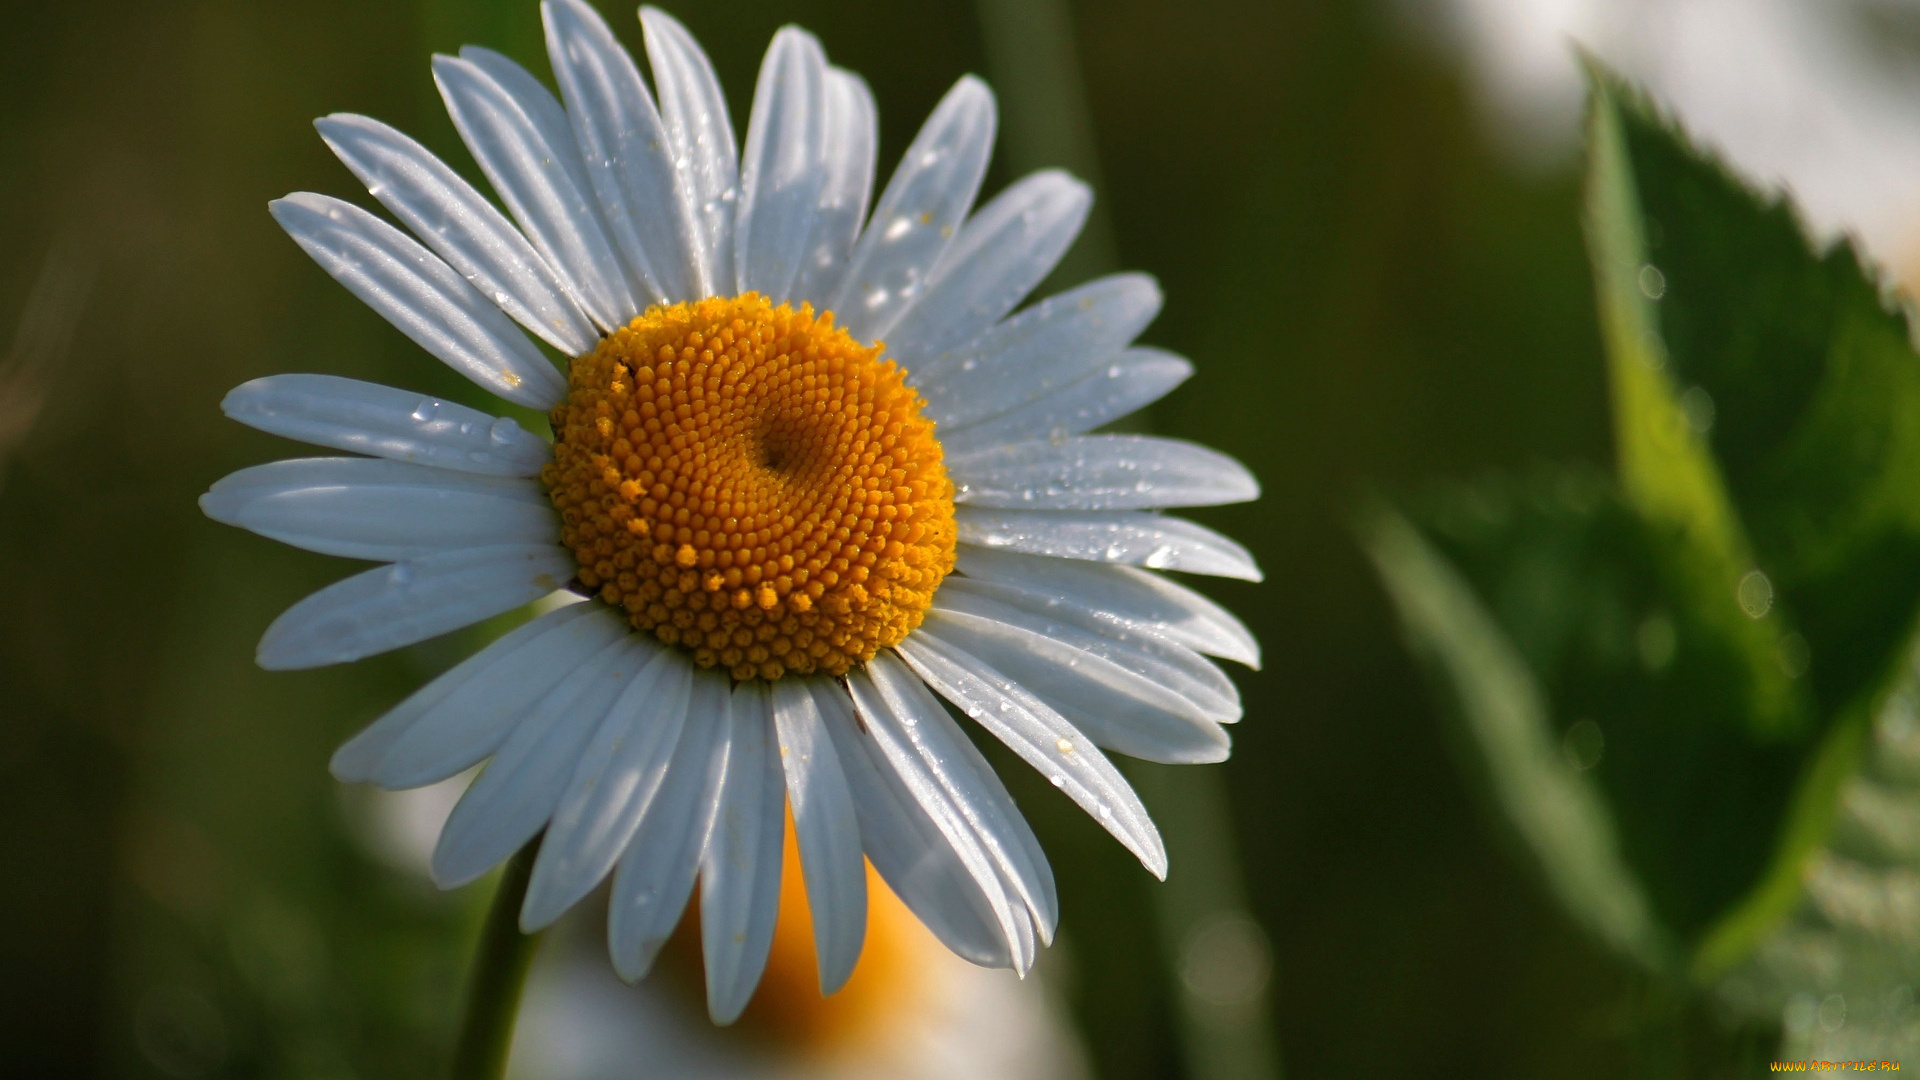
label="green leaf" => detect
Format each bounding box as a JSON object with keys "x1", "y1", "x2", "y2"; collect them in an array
[
  {"x1": 1359, "y1": 491, "x2": 1673, "y2": 973},
  {"x1": 1718, "y1": 658, "x2": 1920, "y2": 1055},
  {"x1": 1596, "y1": 69, "x2": 1920, "y2": 725},
  {"x1": 1365, "y1": 473, "x2": 1863, "y2": 979},
  {"x1": 1581, "y1": 65, "x2": 1920, "y2": 978},
  {"x1": 1583, "y1": 70, "x2": 1808, "y2": 741}
]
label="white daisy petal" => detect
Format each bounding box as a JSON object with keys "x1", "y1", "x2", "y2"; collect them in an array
[
  {"x1": 458, "y1": 45, "x2": 602, "y2": 216},
  {"x1": 913, "y1": 273, "x2": 1161, "y2": 428},
  {"x1": 520, "y1": 642, "x2": 691, "y2": 931},
  {"x1": 734, "y1": 27, "x2": 830, "y2": 304},
  {"x1": 456, "y1": 44, "x2": 629, "y2": 326},
  {"x1": 791, "y1": 70, "x2": 877, "y2": 309},
  {"x1": 1004, "y1": 885, "x2": 1038, "y2": 973},
  {"x1": 201, "y1": 457, "x2": 554, "y2": 562},
  {"x1": 949, "y1": 434, "x2": 1259, "y2": 511},
  {"x1": 434, "y1": 52, "x2": 636, "y2": 327},
  {"x1": 851, "y1": 654, "x2": 1057, "y2": 945},
  {"x1": 918, "y1": 607, "x2": 1232, "y2": 765},
  {"x1": 815, "y1": 680, "x2": 1022, "y2": 969},
  {"x1": 771, "y1": 677, "x2": 868, "y2": 994},
  {"x1": 895, "y1": 634, "x2": 1166, "y2": 877},
  {"x1": 543, "y1": 0, "x2": 695, "y2": 305},
  {"x1": 641, "y1": 6, "x2": 739, "y2": 297},
  {"x1": 204, "y1": 456, "x2": 545, "y2": 505},
  {"x1": 315, "y1": 113, "x2": 599, "y2": 356},
  {"x1": 700, "y1": 681, "x2": 787, "y2": 1024},
  {"x1": 955, "y1": 545, "x2": 1260, "y2": 668},
  {"x1": 256, "y1": 543, "x2": 575, "y2": 670},
  {"x1": 330, "y1": 602, "x2": 618, "y2": 788},
  {"x1": 829, "y1": 76, "x2": 996, "y2": 344},
  {"x1": 934, "y1": 581, "x2": 1240, "y2": 722},
  {"x1": 884, "y1": 170, "x2": 1090, "y2": 365},
  {"x1": 431, "y1": 634, "x2": 648, "y2": 887},
  {"x1": 954, "y1": 506, "x2": 1264, "y2": 581},
  {"x1": 936, "y1": 347, "x2": 1193, "y2": 456},
  {"x1": 608, "y1": 669, "x2": 733, "y2": 982},
  {"x1": 221, "y1": 374, "x2": 551, "y2": 477},
  {"x1": 270, "y1": 194, "x2": 567, "y2": 409}
]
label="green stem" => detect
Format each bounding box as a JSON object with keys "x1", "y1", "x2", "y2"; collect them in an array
[
  {"x1": 1128, "y1": 762, "x2": 1285, "y2": 1080},
  {"x1": 448, "y1": 838, "x2": 543, "y2": 1080}
]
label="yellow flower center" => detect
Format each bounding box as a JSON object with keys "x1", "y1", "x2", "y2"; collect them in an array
[{"x1": 544, "y1": 294, "x2": 956, "y2": 681}]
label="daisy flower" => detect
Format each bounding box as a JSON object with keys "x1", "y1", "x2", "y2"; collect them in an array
[{"x1": 202, "y1": 0, "x2": 1260, "y2": 1024}]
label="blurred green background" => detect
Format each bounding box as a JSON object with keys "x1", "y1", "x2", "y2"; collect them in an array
[{"x1": 0, "y1": 0, "x2": 1640, "y2": 1076}]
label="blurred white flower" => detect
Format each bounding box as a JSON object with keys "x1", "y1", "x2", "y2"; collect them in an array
[
  {"x1": 353, "y1": 779, "x2": 1089, "y2": 1080},
  {"x1": 506, "y1": 859, "x2": 1090, "y2": 1080}
]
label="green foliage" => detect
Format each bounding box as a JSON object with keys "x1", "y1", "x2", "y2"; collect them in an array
[
  {"x1": 1606, "y1": 75, "x2": 1920, "y2": 725},
  {"x1": 1365, "y1": 65, "x2": 1920, "y2": 989},
  {"x1": 1360, "y1": 483, "x2": 1673, "y2": 972}
]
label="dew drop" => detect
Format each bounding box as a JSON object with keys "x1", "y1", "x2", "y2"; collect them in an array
[
  {"x1": 1818, "y1": 992, "x2": 1847, "y2": 1032},
  {"x1": 1680, "y1": 386, "x2": 1715, "y2": 434},
  {"x1": 1638, "y1": 263, "x2": 1667, "y2": 300},
  {"x1": 1636, "y1": 613, "x2": 1676, "y2": 672},
  {"x1": 489, "y1": 417, "x2": 522, "y2": 445},
  {"x1": 1561, "y1": 719, "x2": 1604, "y2": 772},
  {"x1": 1179, "y1": 914, "x2": 1272, "y2": 1010},
  {"x1": 1737, "y1": 570, "x2": 1773, "y2": 619}
]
